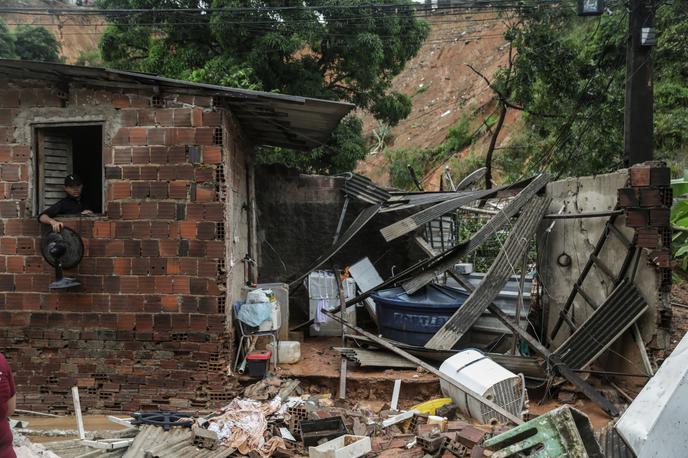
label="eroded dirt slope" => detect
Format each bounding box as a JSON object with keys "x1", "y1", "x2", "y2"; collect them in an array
[
  {"x1": 357, "y1": 14, "x2": 518, "y2": 188},
  {"x1": 1, "y1": 0, "x2": 105, "y2": 64}
]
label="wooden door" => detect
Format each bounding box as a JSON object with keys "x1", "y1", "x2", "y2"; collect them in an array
[{"x1": 37, "y1": 130, "x2": 73, "y2": 212}]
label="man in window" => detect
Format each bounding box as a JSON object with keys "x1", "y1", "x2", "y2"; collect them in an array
[{"x1": 38, "y1": 174, "x2": 94, "y2": 232}]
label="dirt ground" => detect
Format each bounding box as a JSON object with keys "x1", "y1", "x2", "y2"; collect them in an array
[{"x1": 12, "y1": 414, "x2": 128, "y2": 443}]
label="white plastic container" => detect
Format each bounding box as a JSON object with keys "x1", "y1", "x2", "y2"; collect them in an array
[
  {"x1": 439, "y1": 350, "x2": 526, "y2": 424},
  {"x1": 267, "y1": 341, "x2": 301, "y2": 364},
  {"x1": 308, "y1": 435, "x2": 371, "y2": 458},
  {"x1": 257, "y1": 300, "x2": 281, "y2": 332},
  {"x1": 307, "y1": 271, "x2": 357, "y2": 336}
]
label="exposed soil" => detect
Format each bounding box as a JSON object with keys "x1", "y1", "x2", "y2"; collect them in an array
[
  {"x1": 1, "y1": 0, "x2": 105, "y2": 64},
  {"x1": 12, "y1": 414, "x2": 128, "y2": 443},
  {"x1": 277, "y1": 338, "x2": 441, "y2": 409},
  {"x1": 356, "y1": 14, "x2": 520, "y2": 188}
]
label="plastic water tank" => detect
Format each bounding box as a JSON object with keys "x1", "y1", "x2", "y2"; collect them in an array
[{"x1": 439, "y1": 349, "x2": 526, "y2": 424}]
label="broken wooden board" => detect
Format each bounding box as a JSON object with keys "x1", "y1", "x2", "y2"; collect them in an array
[
  {"x1": 402, "y1": 173, "x2": 551, "y2": 294},
  {"x1": 424, "y1": 196, "x2": 550, "y2": 350}
]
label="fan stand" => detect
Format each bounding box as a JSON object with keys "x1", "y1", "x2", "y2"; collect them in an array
[{"x1": 50, "y1": 259, "x2": 81, "y2": 290}]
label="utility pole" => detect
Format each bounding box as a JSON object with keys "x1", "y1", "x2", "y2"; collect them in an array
[{"x1": 624, "y1": 0, "x2": 656, "y2": 166}]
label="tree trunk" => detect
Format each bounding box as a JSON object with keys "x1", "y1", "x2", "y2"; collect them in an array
[{"x1": 485, "y1": 102, "x2": 507, "y2": 190}]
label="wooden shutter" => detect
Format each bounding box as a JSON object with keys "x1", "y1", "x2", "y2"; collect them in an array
[{"x1": 37, "y1": 131, "x2": 73, "y2": 212}]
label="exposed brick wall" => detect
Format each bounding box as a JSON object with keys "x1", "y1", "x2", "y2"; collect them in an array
[{"x1": 0, "y1": 82, "x2": 247, "y2": 413}]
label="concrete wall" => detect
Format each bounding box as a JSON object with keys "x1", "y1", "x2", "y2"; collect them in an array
[
  {"x1": 255, "y1": 165, "x2": 424, "y2": 321},
  {"x1": 538, "y1": 171, "x2": 670, "y2": 372},
  {"x1": 0, "y1": 81, "x2": 245, "y2": 412}
]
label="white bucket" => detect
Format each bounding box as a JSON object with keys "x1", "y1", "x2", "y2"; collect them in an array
[{"x1": 439, "y1": 349, "x2": 526, "y2": 424}]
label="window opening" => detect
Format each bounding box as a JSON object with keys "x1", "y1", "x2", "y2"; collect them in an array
[{"x1": 35, "y1": 125, "x2": 103, "y2": 215}]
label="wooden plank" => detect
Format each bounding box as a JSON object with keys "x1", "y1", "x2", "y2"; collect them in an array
[
  {"x1": 323, "y1": 310, "x2": 524, "y2": 425},
  {"x1": 424, "y1": 196, "x2": 550, "y2": 350}
]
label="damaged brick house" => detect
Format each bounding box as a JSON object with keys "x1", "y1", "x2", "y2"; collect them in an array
[{"x1": 0, "y1": 59, "x2": 352, "y2": 413}]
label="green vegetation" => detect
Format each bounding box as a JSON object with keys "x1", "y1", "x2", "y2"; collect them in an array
[
  {"x1": 673, "y1": 173, "x2": 688, "y2": 271},
  {"x1": 386, "y1": 114, "x2": 474, "y2": 189},
  {"x1": 75, "y1": 48, "x2": 103, "y2": 67},
  {"x1": 0, "y1": 18, "x2": 61, "y2": 62},
  {"x1": 494, "y1": 1, "x2": 688, "y2": 180},
  {"x1": 97, "y1": 0, "x2": 429, "y2": 173}
]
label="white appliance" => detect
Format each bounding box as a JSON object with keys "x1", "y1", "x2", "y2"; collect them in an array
[
  {"x1": 307, "y1": 270, "x2": 357, "y2": 336},
  {"x1": 439, "y1": 349, "x2": 526, "y2": 424}
]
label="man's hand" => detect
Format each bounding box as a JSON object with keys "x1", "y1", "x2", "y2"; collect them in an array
[
  {"x1": 50, "y1": 220, "x2": 64, "y2": 232},
  {"x1": 81, "y1": 209, "x2": 94, "y2": 216}
]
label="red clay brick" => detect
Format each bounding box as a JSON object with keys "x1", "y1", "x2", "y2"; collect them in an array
[
  {"x1": 113, "y1": 258, "x2": 131, "y2": 276},
  {"x1": 148, "y1": 128, "x2": 167, "y2": 146},
  {"x1": 105, "y1": 240, "x2": 124, "y2": 256},
  {"x1": 150, "y1": 145, "x2": 168, "y2": 163},
  {"x1": 195, "y1": 128, "x2": 214, "y2": 145},
  {"x1": 131, "y1": 182, "x2": 150, "y2": 199},
  {"x1": 157, "y1": 202, "x2": 176, "y2": 220},
  {"x1": 149, "y1": 182, "x2": 168, "y2": 199},
  {"x1": 202, "y1": 111, "x2": 222, "y2": 126},
  {"x1": 203, "y1": 146, "x2": 222, "y2": 164},
  {"x1": 136, "y1": 314, "x2": 153, "y2": 331},
  {"x1": 173, "y1": 128, "x2": 195, "y2": 144},
  {"x1": 195, "y1": 167, "x2": 214, "y2": 182},
  {"x1": 161, "y1": 296, "x2": 179, "y2": 312},
  {"x1": 155, "y1": 109, "x2": 174, "y2": 126},
  {"x1": 1, "y1": 164, "x2": 21, "y2": 181},
  {"x1": 6, "y1": 255, "x2": 24, "y2": 273},
  {"x1": 178, "y1": 222, "x2": 197, "y2": 239},
  {"x1": 117, "y1": 314, "x2": 136, "y2": 330},
  {"x1": 121, "y1": 202, "x2": 140, "y2": 220},
  {"x1": 166, "y1": 259, "x2": 180, "y2": 275},
  {"x1": 131, "y1": 146, "x2": 150, "y2": 164},
  {"x1": 12, "y1": 145, "x2": 30, "y2": 161},
  {"x1": 172, "y1": 276, "x2": 190, "y2": 294},
  {"x1": 167, "y1": 146, "x2": 186, "y2": 163},
  {"x1": 0, "y1": 145, "x2": 10, "y2": 162},
  {"x1": 155, "y1": 277, "x2": 174, "y2": 294},
  {"x1": 93, "y1": 221, "x2": 113, "y2": 238},
  {"x1": 112, "y1": 94, "x2": 130, "y2": 109},
  {"x1": 129, "y1": 127, "x2": 148, "y2": 145},
  {"x1": 191, "y1": 109, "x2": 203, "y2": 127},
  {"x1": 159, "y1": 240, "x2": 178, "y2": 257},
  {"x1": 139, "y1": 166, "x2": 159, "y2": 180},
  {"x1": 173, "y1": 109, "x2": 192, "y2": 127},
  {"x1": 112, "y1": 128, "x2": 129, "y2": 146},
  {"x1": 169, "y1": 181, "x2": 188, "y2": 199},
  {"x1": 195, "y1": 186, "x2": 215, "y2": 202}
]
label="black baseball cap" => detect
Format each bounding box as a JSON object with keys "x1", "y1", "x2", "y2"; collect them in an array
[{"x1": 64, "y1": 174, "x2": 83, "y2": 186}]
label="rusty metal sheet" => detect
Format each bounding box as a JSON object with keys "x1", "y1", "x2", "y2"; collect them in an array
[
  {"x1": 552, "y1": 279, "x2": 648, "y2": 370},
  {"x1": 424, "y1": 196, "x2": 550, "y2": 350}
]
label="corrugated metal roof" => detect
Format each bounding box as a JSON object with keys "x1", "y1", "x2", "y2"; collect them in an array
[{"x1": 0, "y1": 59, "x2": 354, "y2": 151}]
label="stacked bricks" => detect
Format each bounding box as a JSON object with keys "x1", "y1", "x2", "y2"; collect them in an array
[
  {"x1": 0, "y1": 83, "x2": 241, "y2": 413},
  {"x1": 618, "y1": 161, "x2": 672, "y2": 295}
]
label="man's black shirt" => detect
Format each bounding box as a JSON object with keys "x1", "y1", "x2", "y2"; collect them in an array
[{"x1": 39, "y1": 196, "x2": 87, "y2": 219}]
